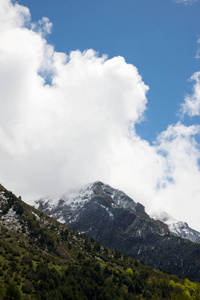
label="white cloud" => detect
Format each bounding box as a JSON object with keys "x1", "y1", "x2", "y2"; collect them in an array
[
  {"x1": 174, "y1": 0, "x2": 198, "y2": 4},
  {"x1": 107, "y1": 122, "x2": 200, "y2": 231},
  {"x1": 152, "y1": 123, "x2": 200, "y2": 230},
  {"x1": 1, "y1": 0, "x2": 200, "y2": 232},
  {"x1": 181, "y1": 72, "x2": 200, "y2": 116},
  {"x1": 0, "y1": 0, "x2": 148, "y2": 199},
  {"x1": 194, "y1": 38, "x2": 200, "y2": 59},
  {"x1": 0, "y1": 0, "x2": 30, "y2": 32},
  {"x1": 31, "y1": 17, "x2": 53, "y2": 37}
]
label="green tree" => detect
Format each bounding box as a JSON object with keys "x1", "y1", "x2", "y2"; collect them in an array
[{"x1": 6, "y1": 282, "x2": 21, "y2": 300}]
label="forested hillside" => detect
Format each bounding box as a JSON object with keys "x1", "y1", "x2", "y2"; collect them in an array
[
  {"x1": 0, "y1": 184, "x2": 200, "y2": 300},
  {"x1": 36, "y1": 181, "x2": 200, "y2": 282}
]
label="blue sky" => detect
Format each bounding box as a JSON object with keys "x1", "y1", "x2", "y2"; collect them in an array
[
  {"x1": 19, "y1": 0, "x2": 200, "y2": 140},
  {"x1": 1, "y1": 0, "x2": 200, "y2": 230}
]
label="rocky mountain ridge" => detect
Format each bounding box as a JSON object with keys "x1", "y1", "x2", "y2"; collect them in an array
[
  {"x1": 35, "y1": 181, "x2": 143, "y2": 223},
  {"x1": 36, "y1": 181, "x2": 200, "y2": 243},
  {"x1": 35, "y1": 181, "x2": 200, "y2": 281},
  {"x1": 2, "y1": 183, "x2": 200, "y2": 299},
  {"x1": 151, "y1": 211, "x2": 200, "y2": 244}
]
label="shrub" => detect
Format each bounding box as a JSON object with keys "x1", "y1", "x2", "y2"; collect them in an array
[
  {"x1": 22, "y1": 280, "x2": 33, "y2": 294},
  {"x1": 6, "y1": 282, "x2": 21, "y2": 300}
]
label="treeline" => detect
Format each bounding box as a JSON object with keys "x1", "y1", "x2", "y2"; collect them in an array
[
  {"x1": 1, "y1": 251, "x2": 200, "y2": 300},
  {"x1": 1, "y1": 184, "x2": 200, "y2": 299}
]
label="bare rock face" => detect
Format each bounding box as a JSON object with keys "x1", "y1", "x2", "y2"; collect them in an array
[
  {"x1": 135, "y1": 203, "x2": 145, "y2": 213},
  {"x1": 35, "y1": 181, "x2": 200, "y2": 281},
  {"x1": 152, "y1": 211, "x2": 200, "y2": 243}
]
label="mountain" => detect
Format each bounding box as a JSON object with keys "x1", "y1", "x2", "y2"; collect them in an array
[
  {"x1": 34, "y1": 181, "x2": 145, "y2": 225},
  {"x1": 36, "y1": 181, "x2": 200, "y2": 281},
  {"x1": 1, "y1": 184, "x2": 200, "y2": 299},
  {"x1": 151, "y1": 211, "x2": 200, "y2": 244}
]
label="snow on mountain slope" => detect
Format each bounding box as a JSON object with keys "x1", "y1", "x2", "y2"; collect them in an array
[
  {"x1": 151, "y1": 211, "x2": 200, "y2": 243},
  {"x1": 35, "y1": 182, "x2": 93, "y2": 211},
  {"x1": 34, "y1": 181, "x2": 138, "y2": 224},
  {"x1": 35, "y1": 181, "x2": 200, "y2": 244},
  {"x1": 35, "y1": 181, "x2": 200, "y2": 280}
]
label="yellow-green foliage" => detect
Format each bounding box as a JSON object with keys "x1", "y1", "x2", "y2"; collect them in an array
[
  {"x1": 126, "y1": 268, "x2": 133, "y2": 276},
  {"x1": 1, "y1": 183, "x2": 200, "y2": 300},
  {"x1": 169, "y1": 279, "x2": 200, "y2": 300}
]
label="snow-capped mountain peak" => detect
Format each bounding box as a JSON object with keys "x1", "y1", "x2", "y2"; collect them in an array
[
  {"x1": 35, "y1": 181, "x2": 200, "y2": 244},
  {"x1": 34, "y1": 181, "x2": 138, "y2": 224},
  {"x1": 151, "y1": 211, "x2": 200, "y2": 243}
]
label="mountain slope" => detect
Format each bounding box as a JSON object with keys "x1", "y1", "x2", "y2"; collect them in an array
[
  {"x1": 36, "y1": 181, "x2": 200, "y2": 281},
  {"x1": 35, "y1": 181, "x2": 140, "y2": 224},
  {"x1": 2, "y1": 184, "x2": 200, "y2": 299},
  {"x1": 151, "y1": 211, "x2": 200, "y2": 243}
]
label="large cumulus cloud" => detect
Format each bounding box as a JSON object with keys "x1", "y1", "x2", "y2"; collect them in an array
[
  {"x1": 1, "y1": 0, "x2": 200, "y2": 231},
  {"x1": 0, "y1": 0, "x2": 148, "y2": 198}
]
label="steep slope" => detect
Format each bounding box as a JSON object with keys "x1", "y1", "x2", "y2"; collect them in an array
[
  {"x1": 2, "y1": 184, "x2": 200, "y2": 299},
  {"x1": 151, "y1": 211, "x2": 200, "y2": 243},
  {"x1": 35, "y1": 181, "x2": 139, "y2": 224},
  {"x1": 36, "y1": 181, "x2": 200, "y2": 281}
]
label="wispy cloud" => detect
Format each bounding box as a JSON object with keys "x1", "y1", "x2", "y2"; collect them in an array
[
  {"x1": 174, "y1": 0, "x2": 198, "y2": 4},
  {"x1": 181, "y1": 72, "x2": 200, "y2": 116},
  {"x1": 194, "y1": 38, "x2": 200, "y2": 59}
]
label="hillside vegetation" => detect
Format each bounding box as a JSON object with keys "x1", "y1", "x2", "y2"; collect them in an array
[
  {"x1": 37, "y1": 181, "x2": 200, "y2": 282},
  {"x1": 0, "y1": 184, "x2": 200, "y2": 299}
]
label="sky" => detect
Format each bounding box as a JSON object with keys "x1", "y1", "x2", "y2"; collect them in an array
[{"x1": 1, "y1": 0, "x2": 200, "y2": 230}]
